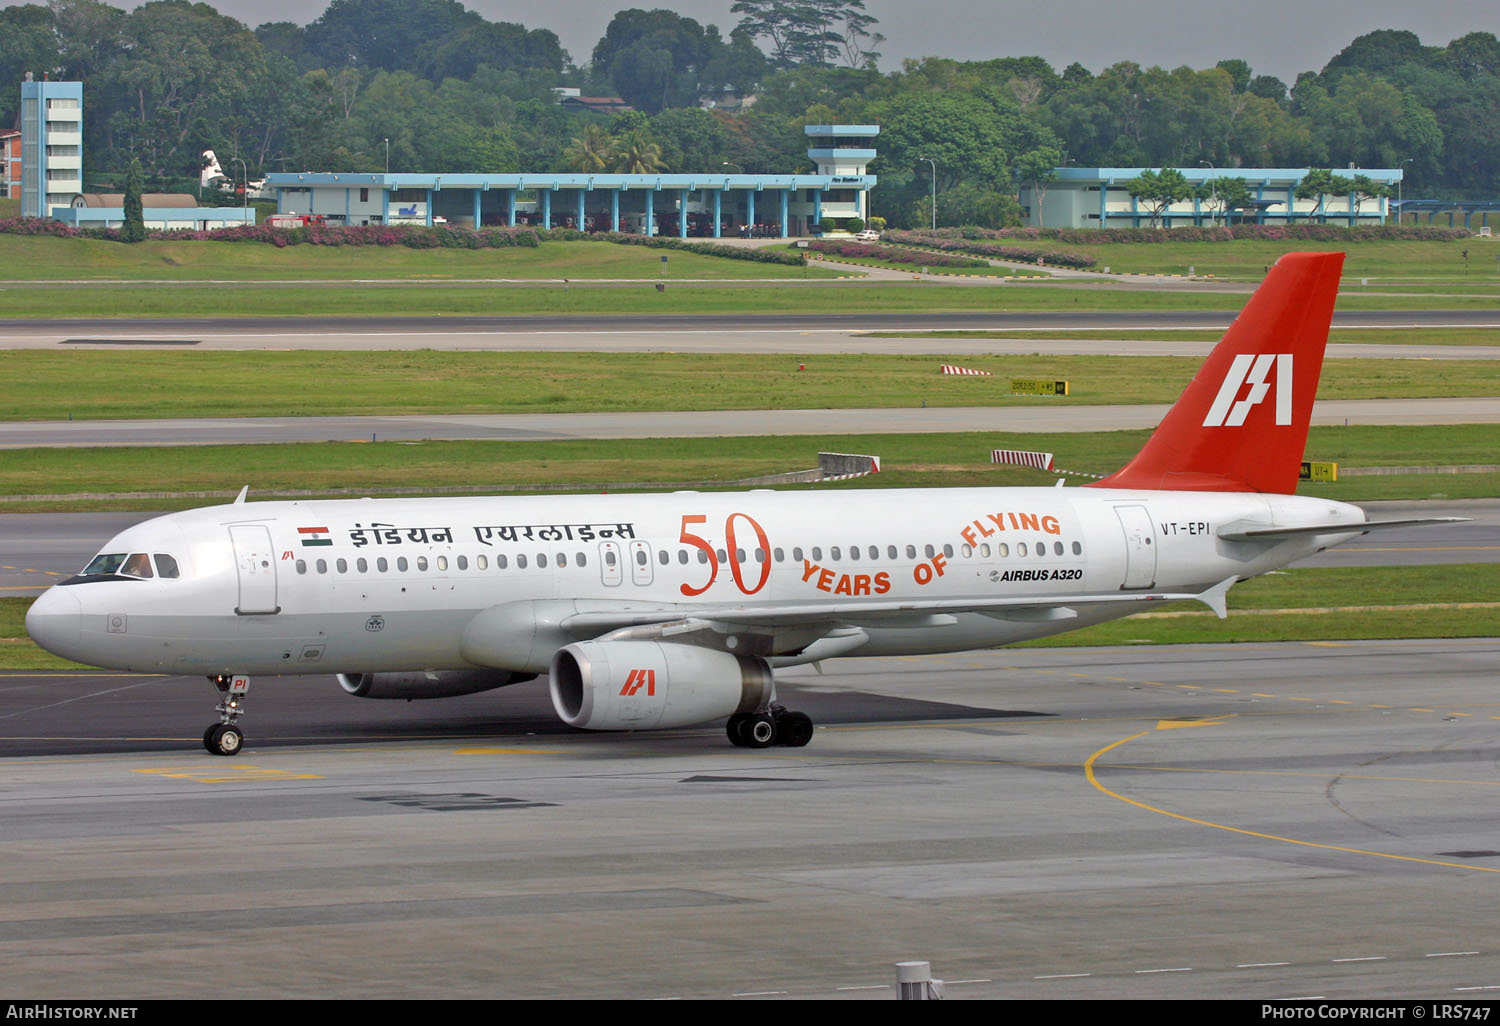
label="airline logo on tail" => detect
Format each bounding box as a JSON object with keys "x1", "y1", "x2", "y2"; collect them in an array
[{"x1": 1202, "y1": 353, "x2": 1293, "y2": 427}]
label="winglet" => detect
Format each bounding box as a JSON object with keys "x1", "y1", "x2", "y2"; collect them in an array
[
  {"x1": 234, "y1": 485, "x2": 249, "y2": 504},
  {"x1": 1087, "y1": 252, "x2": 1344, "y2": 494},
  {"x1": 1197, "y1": 576, "x2": 1237, "y2": 619}
]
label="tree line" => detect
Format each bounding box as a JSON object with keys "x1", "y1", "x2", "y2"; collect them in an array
[{"x1": 2, "y1": 1, "x2": 1496, "y2": 229}]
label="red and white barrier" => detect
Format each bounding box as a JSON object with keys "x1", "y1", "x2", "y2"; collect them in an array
[
  {"x1": 940, "y1": 364, "x2": 991, "y2": 376},
  {"x1": 991, "y1": 449, "x2": 1054, "y2": 470}
]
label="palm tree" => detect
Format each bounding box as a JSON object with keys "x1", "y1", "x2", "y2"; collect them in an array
[
  {"x1": 612, "y1": 129, "x2": 667, "y2": 174},
  {"x1": 563, "y1": 125, "x2": 615, "y2": 173}
]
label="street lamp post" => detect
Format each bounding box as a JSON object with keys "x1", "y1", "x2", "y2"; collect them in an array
[
  {"x1": 384, "y1": 138, "x2": 390, "y2": 174},
  {"x1": 232, "y1": 156, "x2": 248, "y2": 214},
  {"x1": 921, "y1": 157, "x2": 936, "y2": 231},
  {"x1": 1199, "y1": 160, "x2": 1215, "y2": 226}
]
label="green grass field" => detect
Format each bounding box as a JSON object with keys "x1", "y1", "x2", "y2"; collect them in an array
[
  {"x1": 1, "y1": 425, "x2": 1495, "y2": 511},
  {"x1": 3, "y1": 350, "x2": 1494, "y2": 421},
  {"x1": 903, "y1": 235, "x2": 1500, "y2": 282},
  {"x1": 0, "y1": 234, "x2": 845, "y2": 282}
]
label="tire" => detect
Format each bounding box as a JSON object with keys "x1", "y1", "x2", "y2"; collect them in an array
[
  {"x1": 725, "y1": 714, "x2": 748, "y2": 747},
  {"x1": 778, "y1": 712, "x2": 813, "y2": 748},
  {"x1": 739, "y1": 714, "x2": 777, "y2": 749},
  {"x1": 206, "y1": 723, "x2": 243, "y2": 757}
]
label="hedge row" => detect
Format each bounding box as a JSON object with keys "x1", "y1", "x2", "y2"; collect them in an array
[
  {"x1": 0, "y1": 218, "x2": 545, "y2": 248},
  {"x1": 805, "y1": 239, "x2": 990, "y2": 268},
  {"x1": 891, "y1": 224, "x2": 1472, "y2": 245},
  {"x1": 541, "y1": 228, "x2": 806, "y2": 265},
  {"x1": 882, "y1": 230, "x2": 1097, "y2": 268}
]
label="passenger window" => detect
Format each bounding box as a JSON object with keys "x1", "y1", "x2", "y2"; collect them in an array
[
  {"x1": 811, "y1": 547, "x2": 822, "y2": 561},
  {"x1": 153, "y1": 554, "x2": 180, "y2": 579},
  {"x1": 537, "y1": 553, "x2": 548, "y2": 568},
  {"x1": 924, "y1": 544, "x2": 935, "y2": 559},
  {"x1": 678, "y1": 550, "x2": 689, "y2": 564},
  {"x1": 1073, "y1": 541, "x2": 1082, "y2": 555},
  {"x1": 356, "y1": 558, "x2": 368, "y2": 573},
  {"x1": 557, "y1": 553, "x2": 567, "y2": 568},
  {"x1": 846, "y1": 546, "x2": 857, "y2": 561},
  {"x1": 397, "y1": 557, "x2": 409, "y2": 572},
  {"x1": 869, "y1": 546, "x2": 879, "y2": 560},
  {"x1": 634, "y1": 550, "x2": 646, "y2": 566},
  {"x1": 1017, "y1": 543, "x2": 1028, "y2": 556},
  {"x1": 905, "y1": 545, "x2": 916, "y2": 559},
  {"x1": 516, "y1": 554, "x2": 527, "y2": 569},
  {"x1": 943, "y1": 544, "x2": 954, "y2": 558},
  {"x1": 887, "y1": 546, "x2": 897, "y2": 559},
  {"x1": 416, "y1": 556, "x2": 429, "y2": 571},
  {"x1": 436, "y1": 556, "x2": 448, "y2": 571},
  {"x1": 496, "y1": 554, "x2": 508, "y2": 569},
  {"x1": 962, "y1": 545, "x2": 972, "y2": 558},
  {"x1": 697, "y1": 549, "x2": 709, "y2": 564},
  {"x1": 336, "y1": 558, "x2": 348, "y2": 573},
  {"x1": 577, "y1": 553, "x2": 586, "y2": 567},
  {"x1": 658, "y1": 550, "x2": 668, "y2": 565},
  {"x1": 296, "y1": 559, "x2": 307, "y2": 575},
  {"x1": 773, "y1": 547, "x2": 784, "y2": 562},
  {"x1": 735, "y1": 548, "x2": 745, "y2": 563},
  {"x1": 997, "y1": 543, "x2": 1009, "y2": 558},
  {"x1": 477, "y1": 555, "x2": 487, "y2": 570},
  {"x1": 980, "y1": 544, "x2": 991, "y2": 557},
  {"x1": 377, "y1": 557, "x2": 389, "y2": 572},
  {"x1": 1054, "y1": 542, "x2": 1064, "y2": 556},
  {"x1": 605, "y1": 550, "x2": 617, "y2": 566},
  {"x1": 122, "y1": 553, "x2": 153, "y2": 578},
  {"x1": 316, "y1": 559, "x2": 328, "y2": 574},
  {"x1": 792, "y1": 547, "x2": 804, "y2": 561},
  {"x1": 716, "y1": 548, "x2": 727, "y2": 563},
  {"x1": 457, "y1": 555, "x2": 468, "y2": 570},
  {"x1": 755, "y1": 548, "x2": 766, "y2": 562}
]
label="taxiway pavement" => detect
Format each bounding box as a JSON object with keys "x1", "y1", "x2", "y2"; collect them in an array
[{"x1": 2, "y1": 639, "x2": 1498, "y2": 999}]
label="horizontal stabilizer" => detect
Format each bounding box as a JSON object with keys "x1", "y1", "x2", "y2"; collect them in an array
[{"x1": 1217, "y1": 517, "x2": 1469, "y2": 542}]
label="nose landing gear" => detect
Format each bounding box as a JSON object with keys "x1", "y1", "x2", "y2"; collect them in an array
[{"x1": 205, "y1": 673, "x2": 249, "y2": 756}]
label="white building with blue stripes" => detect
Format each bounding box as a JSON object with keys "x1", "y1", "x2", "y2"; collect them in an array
[{"x1": 266, "y1": 125, "x2": 878, "y2": 238}]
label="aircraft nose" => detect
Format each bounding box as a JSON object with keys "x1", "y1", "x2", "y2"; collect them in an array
[{"x1": 25, "y1": 587, "x2": 82, "y2": 658}]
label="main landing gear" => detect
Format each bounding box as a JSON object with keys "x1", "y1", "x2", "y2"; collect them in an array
[
  {"x1": 204, "y1": 673, "x2": 249, "y2": 756},
  {"x1": 726, "y1": 704, "x2": 814, "y2": 749}
]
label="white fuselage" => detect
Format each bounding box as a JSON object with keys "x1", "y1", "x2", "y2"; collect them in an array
[{"x1": 26, "y1": 486, "x2": 1370, "y2": 678}]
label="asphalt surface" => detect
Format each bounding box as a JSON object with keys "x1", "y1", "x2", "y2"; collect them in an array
[{"x1": 3, "y1": 639, "x2": 1499, "y2": 998}]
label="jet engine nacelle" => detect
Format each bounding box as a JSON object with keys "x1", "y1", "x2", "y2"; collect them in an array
[
  {"x1": 549, "y1": 640, "x2": 774, "y2": 731},
  {"x1": 336, "y1": 669, "x2": 534, "y2": 700}
]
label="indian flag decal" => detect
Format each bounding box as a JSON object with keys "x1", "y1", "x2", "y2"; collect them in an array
[{"x1": 298, "y1": 526, "x2": 333, "y2": 547}]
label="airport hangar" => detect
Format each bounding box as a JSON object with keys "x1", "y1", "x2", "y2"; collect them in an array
[{"x1": 265, "y1": 124, "x2": 878, "y2": 239}]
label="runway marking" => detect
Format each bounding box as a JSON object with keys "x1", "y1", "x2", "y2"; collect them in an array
[
  {"x1": 454, "y1": 746, "x2": 555, "y2": 755},
  {"x1": 834, "y1": 984, "x2": 889, "y2": 991},
  {"x1": 1035, "y1": 973, "x2": 1091, "y2": 979},
  {"x1": 1428, "y1": 952, "x2": 1480, "y2": 958},
  {"x1": 1332, "y1": 956, "x2": 1387, "y2": 963},
  {"x1": 135, "y1": 764, "x2": 322, "y2": 782},
  {"x1": 1085, "y1": 727, "x2": 1500, "y2": 875},
  {"x1": 1136, "y1": 967, "x2": 1193, "y2": 974},
  {"x1": 1238, "y1": 962, "x2": 1292, "y2": 968}
]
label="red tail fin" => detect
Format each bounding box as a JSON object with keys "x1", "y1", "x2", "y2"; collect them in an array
[{"x1": 1087, "y1": 251, "x2": 1344, "y2": 494}]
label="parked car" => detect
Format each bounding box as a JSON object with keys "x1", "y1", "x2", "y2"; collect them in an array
[{"x1": 854, "y1": 229, "x2": 881, "y2": 242}]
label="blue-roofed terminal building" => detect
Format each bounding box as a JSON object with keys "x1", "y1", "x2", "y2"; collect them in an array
[
  {"x1": 1021, "y1": 167, "x2": 1404, "y2": 228},
  {"x1": 265, "y1": 125, "x2": 878, "y2": 238}
]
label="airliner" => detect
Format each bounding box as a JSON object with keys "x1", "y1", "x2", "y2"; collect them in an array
[{"x1": 25, "y1": 252, "x2": 1459, "y2": 756}]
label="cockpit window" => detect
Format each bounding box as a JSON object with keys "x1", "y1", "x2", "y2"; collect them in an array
[
  {"x1": 154, "y1": 554, "x2": 180, "y2": 579},
  {"x1": 121, "y1": 553, "x2": 154, "y2": 578},
  {"x1": 83, "y1": 553, "x2": 128, "y2": 576}
]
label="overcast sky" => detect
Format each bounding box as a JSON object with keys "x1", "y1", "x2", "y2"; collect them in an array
[{"x1": 13, "y1": 0, "x2": 1500, "y2": 84}]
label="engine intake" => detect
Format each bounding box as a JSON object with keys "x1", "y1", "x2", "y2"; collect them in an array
[{"x1": 550, "y1": 640, "x2": 773, "y2": 731}]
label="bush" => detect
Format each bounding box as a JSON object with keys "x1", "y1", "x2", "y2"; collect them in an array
[
  {"x1": 805, "y1": 239, "x2": 989, "y2": 268},
  {"x1": 845, "y1": 217, "x2": 865, "y2": 233},
  {"x1": 883, "y1": 230, "x2": 1096, "y2": 268}
]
